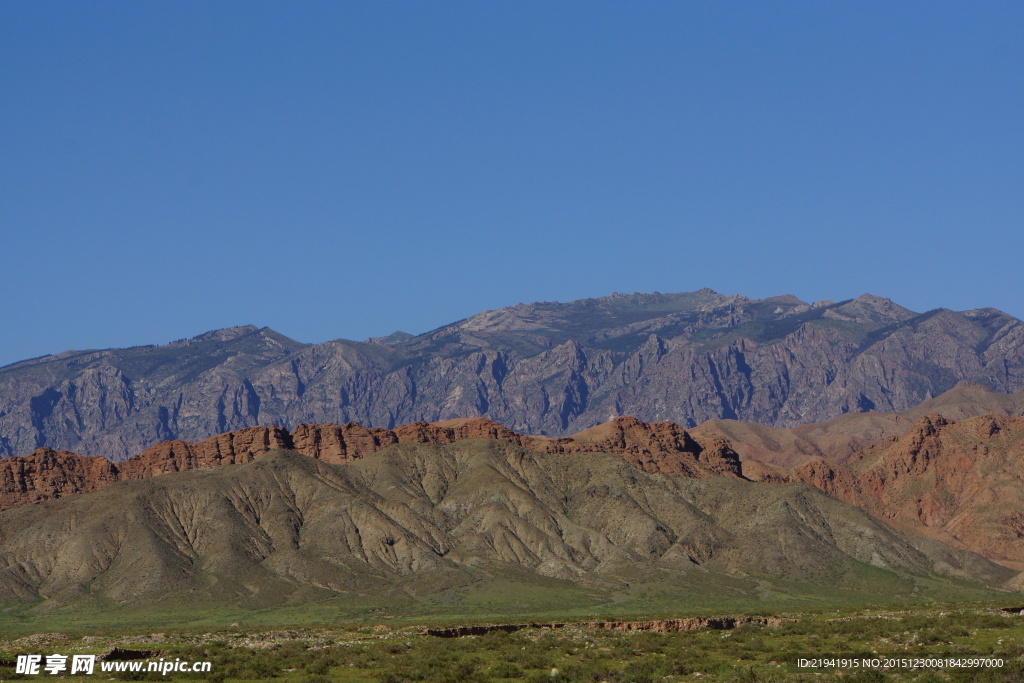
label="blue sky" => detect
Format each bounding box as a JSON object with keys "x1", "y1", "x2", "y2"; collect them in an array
[{"x1": 2, "y1": 1, "x2": 1022, "y2": 366}]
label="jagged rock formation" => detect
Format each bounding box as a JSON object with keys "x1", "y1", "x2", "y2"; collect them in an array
[
  {"x1": 2, "y1": 290, "x2": 1023, "y2": 460},
  {"x1": 0, "y1": 443, "x2": 1012, "y2": 610},
  {"x1": 748, "y1": 413, "x2": 1024, "y2": 568},
  {"x1": 0, "y1": 417, "x2": 741, "y2": 511},
  {"x1": 0, "y1": 426, "x2": 292, "y2": 510}
]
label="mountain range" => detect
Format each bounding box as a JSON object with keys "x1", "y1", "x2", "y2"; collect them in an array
[
  {"x1": 3, "y1": 290, "x2": 1023, "y2": 462},
  {"x1": 0, "y1": 441, "x2": 1012, "y2": 616},
  {"x1": 2, "y1": 289, "x2": 1023, "y2": 621},
  {"x1": 4, "y1": 381, "x2": 1024, "y2": 574}
]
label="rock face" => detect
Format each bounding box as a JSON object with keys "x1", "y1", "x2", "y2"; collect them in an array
[
  {"x1": 0, "y1": 426, "x2": 292, "y2": 510},
  {"x1": 2, "y1": 291, "x2": 1024, "y2": 461},
  {"x1": 749, "y1": 413, "x2": 1024, "y2": 568},
  {"x1": 0, "y1": 449, "x2": 119, "y2": 509},
  {"x1": 0, "y1": 417, "x2": 742, "y2": 511}
]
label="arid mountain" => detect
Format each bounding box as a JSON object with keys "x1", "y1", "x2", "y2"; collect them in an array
[
  {"x1": 692, "y1": 382, "x2": 1024, "y2": 472},
  {"x1": 0, "y1": 442, "x2": 1012, "y2": 611},
  {"x1": 2, "y1": 290, "x2": 1023, "y2": 460},
  {"x1": 0, "y1": 417, "x2": 741, "y2": 511},
  {"x1": 746, "y1": 414, "x2": 1024, "y2": 571}
]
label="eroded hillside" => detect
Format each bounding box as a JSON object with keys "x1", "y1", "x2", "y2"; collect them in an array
[{"x1": 0, "y1": 441, "x2": 1011, "y2": 612}]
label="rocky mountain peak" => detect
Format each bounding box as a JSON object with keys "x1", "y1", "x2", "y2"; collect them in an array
[
  {"x1": 457, "y1": 306, "x2": 548, "y2": 333},
  {"x1": 823, "y1": 294, "x2": 917, "y2": 324},
  {"x1": 365, "y1": 331, "x2": 415, "y2": 345},
  {"x1": 186, "y1": 325, "x2": 262, "y2": 343},
  {"x1": 763, "y1": 294, "x2": 806, "y2": 305}
]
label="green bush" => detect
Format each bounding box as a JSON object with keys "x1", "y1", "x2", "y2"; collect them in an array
[{"x1": 489, "y1": 661, "x2": 524, "y2": 679}]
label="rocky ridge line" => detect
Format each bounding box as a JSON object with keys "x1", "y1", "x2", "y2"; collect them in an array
[
  {"x1": 4, "y1": 291, "x2": 1024, "y2": 462},
  {"x1": 0, "y1": 416, "x2": 743, "y2": 511}
]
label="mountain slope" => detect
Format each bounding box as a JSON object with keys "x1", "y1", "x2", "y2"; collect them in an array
[
  {"x1": 3, "y1": 290, "x2": 1023, "y2": 460},
  {"x1": 0, "y1": 442, "x2": 1012, "y2": 613}
]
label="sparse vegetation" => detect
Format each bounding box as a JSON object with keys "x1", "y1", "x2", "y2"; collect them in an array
[{"x1": 1, "y1": 602, "x2": 1023, "y2": 681}]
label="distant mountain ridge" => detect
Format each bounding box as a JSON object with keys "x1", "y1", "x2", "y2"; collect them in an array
[{"x1": 1, "y1": 289, "x2": 1023, "y2": 460}]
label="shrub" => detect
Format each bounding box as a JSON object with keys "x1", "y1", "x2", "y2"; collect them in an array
[{"x1": 489, "y1": 661, "x2": 524, "y2": 679}]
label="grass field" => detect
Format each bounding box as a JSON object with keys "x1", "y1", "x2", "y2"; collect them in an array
[
  {"x1": 2, "y1": 600, "x2": 1023, "y2": 682},
  {"x1": 0, "y1": 564, "x2": 1004, "y2": 635}
]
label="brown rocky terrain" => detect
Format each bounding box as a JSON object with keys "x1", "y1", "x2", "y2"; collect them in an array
[
  {"x1": 691, "y1": 382, "x2": 1024, "y2": 476},
  {"x1": 2, "y1": 290, "x2": 1023, "y2": 461},
  {"x1": 0, "y1": 416, "x2": 741, "y2": 511},
  {"x1": 747, "y1": 413, "x2": 1024, "y2": 569},
  {"x1": 424, "y1": 616, "x2": 789, "y2": 637}
]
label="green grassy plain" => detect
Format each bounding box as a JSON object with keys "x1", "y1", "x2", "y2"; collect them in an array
[
  {"x1": 3, "y1": 598, "x2": 1023, "y2": 682},
  {"x1": 0, "y1": 562, "x2": 1005, "y2": 635}
]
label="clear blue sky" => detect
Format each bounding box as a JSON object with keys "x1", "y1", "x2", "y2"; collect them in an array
[{"x1": 2, "y1": 1, "x2": 1022, "y2": 366}]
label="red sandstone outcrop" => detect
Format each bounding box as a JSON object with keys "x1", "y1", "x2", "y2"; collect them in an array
[
  {"x1": 290, "y1": 423, "x2": 398, "y2": 463},
  {"x1": 0, "y1": 427, "x2": 292, "y2": 510},
  {"x1": 692, "y1": 382, "x2": 1024, "y2": 469},
  {"x1": 757, "y1": 413, "x2": 1024, "y2": 568},
  {"x1": 0, "y1": 448, "x2": 118, "y2": 509},
  {"x1": 563, "y1": 417, "x2": 743, "y2": 477},
  {"x1": 118, "y1": 426, "x2": 293, "y2": 479},
  {"x1": 0, "y1": 417, "x2": 742, "y2": 511},
  {"x1": 294, "y1": 416, "x2": 744, "y2": 478}
]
